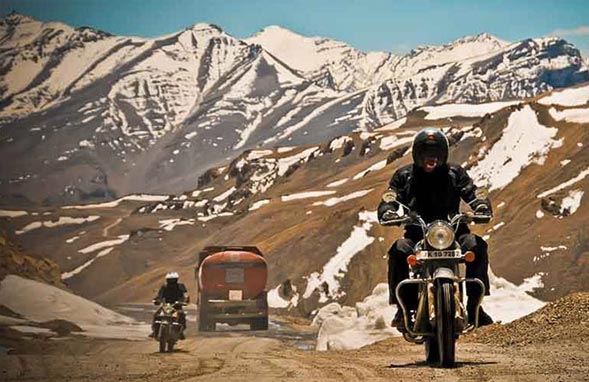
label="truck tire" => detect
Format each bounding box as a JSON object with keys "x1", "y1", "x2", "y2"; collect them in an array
[
  {"x1": 198, "y1": 295, "x2": 215, "y2": 332},
  {"x1": 198, "y1": 315, "x2": 215, "y2": 332},
  {"x1": 251, "y1": 317, "x2": 268, "y2": 331}
]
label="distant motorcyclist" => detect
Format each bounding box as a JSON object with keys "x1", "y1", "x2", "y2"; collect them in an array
[
  {"x1": 378, "y1": 128, "x2": 494, "y2": 329},
  {"x1": 150, "y1": 272, "x2": 188, "y2": 339}
]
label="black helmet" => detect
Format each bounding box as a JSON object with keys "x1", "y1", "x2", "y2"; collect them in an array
[{"x1": 412, "y1": 128, "x2": 449, "y2": 168}]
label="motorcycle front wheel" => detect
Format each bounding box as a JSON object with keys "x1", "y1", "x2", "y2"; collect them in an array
[
  {"x1": 436, "y1": 280, "x2": 456, "y2": 368},
  {"x1": 158, "y1": 325, "x2": 168, "y2": 353},
  {"x1": 425, "y1": 336, "x2": 439, "y2": 364}
]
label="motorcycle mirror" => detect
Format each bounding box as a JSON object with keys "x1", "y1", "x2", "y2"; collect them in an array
[
  {"x1": 475, "y1": 186, "x2": 489, "y2": 199},
  {"x1": 382, "y1": 190, "x2": 398, "y2": 203}
]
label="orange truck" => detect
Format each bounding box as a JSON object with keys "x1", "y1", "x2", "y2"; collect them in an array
[{"x1": 195, "y1": 246, "x2": 268, "y2": 331}]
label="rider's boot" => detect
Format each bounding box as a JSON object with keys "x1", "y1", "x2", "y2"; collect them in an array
[
  {"x1": 179, "y1": 314, "x2": 186, "y2": 339},
  {"x1": 467, "y1": 298, "x2": 494, "y2": 327},
  {"x1": 391, "y1": 305, "x2": 406, "y2": 331},
  {"x1": 148, "y1": 322, "x2": 157, "y2": 338}
]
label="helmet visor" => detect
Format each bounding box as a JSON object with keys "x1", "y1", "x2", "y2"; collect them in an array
[{"x1": 416, "y1": 145, "x2": 445, "y2": 167}]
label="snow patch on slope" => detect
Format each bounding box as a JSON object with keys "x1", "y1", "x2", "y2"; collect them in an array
[
  {"x1": 16, "y1": 216, "x2": 100, "y2": 235},
  {"x1": 303, "y1": 211, "x2": 377, "y2": 302},
  {"x1": 312, "y1": 189, "x2": 373, "y2": 207},
  {"x1": 549, "y1": 107, "x2": 589, "y2": 124},
  {"x1": 538, "y1": 84, "x2": 589, "y2": 106},
  {"x1": 282, "y1": 191, "x2": 336, "y2": 202},
  {"x1": 469, "y1": 106, "x2": 562, "y2": 190},
  {"x1": 537, "y1": 166, "x2": 589, "y2": 198},
  {"x1": 422, "y1": 101, "x2": 518, "y2": 120},
  {"x1": 560, "y1": 189, "x2": 584, "y2": 215},
  {"x1": 353, "y1": 160, "x2": 388, "y2": 180},
  {"x1": 483, "y1": 270, "x2": 546, "y2": 324},
  {"x1": 62, "y1": 194, "x2": 169, "y2": 210}
]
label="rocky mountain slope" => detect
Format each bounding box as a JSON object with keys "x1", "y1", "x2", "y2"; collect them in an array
[
  {"x1": 1, "y1": 84, "x2": 587, "y2": 316},
  {"x1": 0, "y1": 230, "x2": 63, "y2": 287},
  {"x1": 0, "y1": 12, "x2": 587, "y2": 205}
]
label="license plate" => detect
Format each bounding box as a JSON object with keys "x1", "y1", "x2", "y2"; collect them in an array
[
  {"x1": 417, "y1": 249, "x2": 461, "y2": 259},
  {"x1": 229, "y1": 290, "x2": 243, "y2": 301}
]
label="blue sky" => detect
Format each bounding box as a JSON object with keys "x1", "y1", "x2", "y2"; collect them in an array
[{"x1": 2, "y1": 0, "x2": 589, "y2": 56}]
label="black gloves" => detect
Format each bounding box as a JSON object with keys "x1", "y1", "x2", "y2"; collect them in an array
[
  {"x1": 379, "y1": 209, "x2": 408, "y2": 226},
  {"x1": 471, "y1": 201, "x2": 492, "y2": 224}
]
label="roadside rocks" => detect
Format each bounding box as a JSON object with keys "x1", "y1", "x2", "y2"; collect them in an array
[{"x1": 464, "y1": 292, "x2": 589, "y2": 346}]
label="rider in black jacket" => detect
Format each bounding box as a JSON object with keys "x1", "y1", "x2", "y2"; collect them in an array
[
  {"x1": 378, "y1": 128, "x2": 494, "y2": 328},
  {"x1": 150, "y1": 272, "x2": 188, "y2": 339}
]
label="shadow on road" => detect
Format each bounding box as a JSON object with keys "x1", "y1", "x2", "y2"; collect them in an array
[
  {"x1": 388, "y1": 360, "x2": 498, "y2": 369},
  {"x1": 150, "y1": 348, "x2": 191, "y2": 355}
]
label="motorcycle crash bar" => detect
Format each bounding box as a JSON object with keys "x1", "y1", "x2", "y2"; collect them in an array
[{"x1": 395, "y1": 279, "x2": 431, "y2": 338}]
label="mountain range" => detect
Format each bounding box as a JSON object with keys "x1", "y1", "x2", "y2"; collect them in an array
[{"x1": 1, "y1": 12, "x2": 588, "y2": 205}]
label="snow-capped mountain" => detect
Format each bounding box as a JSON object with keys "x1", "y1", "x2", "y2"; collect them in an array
[
  {"x1": 0, "y1": 12, "x2": 588, "y2": 205},
  {"x1": 246, "y1": 25, "x2": 398, "y2": 91}
]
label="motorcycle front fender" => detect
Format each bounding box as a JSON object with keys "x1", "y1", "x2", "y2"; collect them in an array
[
  {"x1": 432, "y1": 267, "x2": 456, "y2": 281},
  {"x1": 158, "y1": 322, "x2": 170, "y2": 339}
]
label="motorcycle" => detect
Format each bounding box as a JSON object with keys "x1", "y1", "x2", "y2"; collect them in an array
[
  {"x1": 152, "y1": 300, "x2": 186, "y2": 353},
  {"x1": 380, "y1": 188, "x2": 490, "y2": 368}
]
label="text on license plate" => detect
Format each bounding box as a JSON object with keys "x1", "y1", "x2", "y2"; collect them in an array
[{"x1": 421, "y1": 250, "x2": 460, "y2": 258}]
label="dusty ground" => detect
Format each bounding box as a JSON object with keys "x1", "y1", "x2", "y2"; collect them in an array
[
  {"x1": 1, "y1": 324, "x2": 588, "y2": 382},
  {"x1": 2, "y1": 294, "x2": 588, "y2": 381}
]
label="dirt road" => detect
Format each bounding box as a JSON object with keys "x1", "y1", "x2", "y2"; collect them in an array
[{"x1": 1, "y1": 326, "x2": 588, "y2": 382}]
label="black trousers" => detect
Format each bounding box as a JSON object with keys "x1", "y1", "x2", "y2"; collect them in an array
[{"x1": 387, "y1": 227, "x2": 491, "y2": 306}]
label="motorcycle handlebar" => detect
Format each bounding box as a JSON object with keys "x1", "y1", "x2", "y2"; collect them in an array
[
  {"x1": 153, "y1": 299, "x2": 188, "y2": 306},
  {"x1": 381, "y1": 207, "x2": 492, "y2": 229}
]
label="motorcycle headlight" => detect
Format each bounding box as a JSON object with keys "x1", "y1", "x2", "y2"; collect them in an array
[{"x1": 426, "y1": 221, "x2": 455, "y2": 250}]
